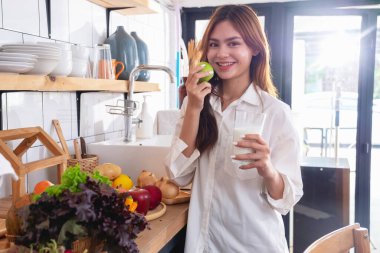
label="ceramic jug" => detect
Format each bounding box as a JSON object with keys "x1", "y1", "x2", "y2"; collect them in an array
[
  {"x1": 105, "y1": 26, "x2": 138, "y2": 80},
  {"x1": 131, "y1": 31, "x2": 150, "y2": 81}
]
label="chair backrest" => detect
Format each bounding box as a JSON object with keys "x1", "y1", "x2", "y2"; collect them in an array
[
  {"x1": 304, "y1": 223, "x2": 371, "y2": 253},
  {"x1": 153, "y1": 109, "x2": 181, "y2": 135}
]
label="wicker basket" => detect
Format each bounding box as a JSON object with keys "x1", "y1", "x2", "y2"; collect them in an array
[
  {"x1": 6, "y1": 234, "x2": 103, "y2": 253},
  {"x1": 72, "y1": 237, "x2": 104, "y2": 253},
  {"x1": 5, "y1": 234, "x2": 17, "y2": 243},
  {"x1": 67, "y1": 154, "x2": 99, "y2": 173}
]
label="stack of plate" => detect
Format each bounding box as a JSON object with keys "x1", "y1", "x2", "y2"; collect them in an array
[
  {"x1": 0, "y1": 52, "x2": 37, "y2": 74},
  {"x1": 0, "y1": 43, "x2": 61, "y2": 75}
]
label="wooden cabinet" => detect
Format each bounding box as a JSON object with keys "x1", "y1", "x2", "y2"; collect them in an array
[{"x1": 294, "y1": 157, "x2": 350, "y2": 253}]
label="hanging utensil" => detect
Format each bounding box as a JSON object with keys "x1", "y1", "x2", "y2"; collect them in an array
[
  {"x1": 73, "y1": 139, "x2": 82, "y2": 160},
  {"x1": 80, "y1": 137, "x2": 87, "y2": 157}
]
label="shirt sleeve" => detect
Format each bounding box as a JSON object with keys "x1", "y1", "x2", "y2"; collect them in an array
[
  {"x1": 164, "y1": 97, "x2": 201, "y2": 187},
  {"x1": 263, "y1": 106, "x2": 304, "y2": 215}
]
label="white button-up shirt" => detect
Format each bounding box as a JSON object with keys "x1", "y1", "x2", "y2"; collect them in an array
[{"x1": 165, "y1": 85, "x2": 303, "y2": 253}]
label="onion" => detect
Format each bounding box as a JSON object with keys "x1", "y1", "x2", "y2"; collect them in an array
[
  {"x1": 137, "y1": 170, "x2": 158, "y2": 187},
  {"x1": 95, "y1": 163, "x2": 122, "y2": 180},
  {"x1": 154, "y1": 176, "x2": 169, "y2": 188},
  {"x1": 156, "y1": 177, "x2": 179, "y2": 199}
]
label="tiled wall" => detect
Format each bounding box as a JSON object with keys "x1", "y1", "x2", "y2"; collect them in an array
[{"x1": 0, "y1": 0, "x2": 176, "y2": 197}]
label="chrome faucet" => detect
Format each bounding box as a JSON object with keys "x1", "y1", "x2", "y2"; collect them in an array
[{"x1": 124, "y1": 64, "x2": 176, "y2": 142}]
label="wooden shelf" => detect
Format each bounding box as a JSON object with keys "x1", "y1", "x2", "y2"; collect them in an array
[
  {"x1": 87, "y1": 0, "x2": 160, "y2": 15},
  {"x1": 0, "y1": 74, "x2": 160, "y2": 92}
]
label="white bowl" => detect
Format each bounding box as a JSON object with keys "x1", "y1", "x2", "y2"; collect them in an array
[
  {"x1": 26, "y1": 57, "x2": 60, "y2": 75},
  {"x1": 0, "y1": 61, "x2": 35, "y2": 74},
  {"x1": 50, "y1": 56, "x2": 73, "y2": 77},
  {"x1": 37, "y1": 42, "x2": 71, "y2": 51},
  {"x1": 0, "y1": 54, "x2": 37, "y2": 64},
  {"x1": 69, "y1": 59, "x2": 88, "y2": 77},
  {"x1": 49, "y1": 49, "x2": 73, "y2": 77},
  {"x1": 71, "y1": 45, "x2": 90, "y2": 60}
]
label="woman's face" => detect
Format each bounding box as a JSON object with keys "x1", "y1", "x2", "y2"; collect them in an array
[{"x1": 207, "y1": 20, "x2": 255, "y2": 83}]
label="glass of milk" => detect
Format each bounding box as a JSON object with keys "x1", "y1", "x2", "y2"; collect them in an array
[{"x1": 233, "y1": 110, "x2": 266, "y2": 165}]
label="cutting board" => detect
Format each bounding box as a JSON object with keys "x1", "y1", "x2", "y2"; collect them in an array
[
  {"x1": 162, "y1": 190, "x2": 191, "y2": 205},
  {"x1": 145, "y1": 202, "x2": 166, "y2": 221}
]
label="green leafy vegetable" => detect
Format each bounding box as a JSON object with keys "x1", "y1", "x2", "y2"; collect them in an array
[
  {"x1": 16, "y1": 165, "x2": 147, "y2": 253},
  {"x1": 92, "y1": 170, "x2": 111, "y2": 186},
  {"x1": 57, "y1": 219, "x2": 87, "y2": 245},
  {"x1": 39, "y1": 239, "x2": 60, "y2": 253},
  {"x1": 61, "y1": 164, "x2": 88, "y2": 192},
  {"x1": 33, "y1": 164, "x2": 111, "y2": 201}
]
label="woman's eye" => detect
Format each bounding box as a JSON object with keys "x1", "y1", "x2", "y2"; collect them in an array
[
  {"x1": 209, "y1": 42, "x2": 218, "y2": 48},
  {"x1": 228, "y1": 41, "x2": 240, "y2": 47}
]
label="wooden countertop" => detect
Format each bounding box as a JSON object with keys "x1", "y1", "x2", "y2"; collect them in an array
[
  {"x1": 136, "y1": 203, "x2": 188, "y2": 253},
  {"x1": 0, "y1": 202, "x2": 189, "y2": 252}
]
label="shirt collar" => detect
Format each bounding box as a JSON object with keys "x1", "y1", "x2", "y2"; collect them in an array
[
  {"x1": 240, "y1": 83, "x2": 262, "y2": 107},
  {"x1": 210, "y1": 83, "x2": 262, "y2": 112}
]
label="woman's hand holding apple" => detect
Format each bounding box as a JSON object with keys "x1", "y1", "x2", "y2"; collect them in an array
[{"x1": 185, "y1": 63, "x2": 213, "y2": 112}]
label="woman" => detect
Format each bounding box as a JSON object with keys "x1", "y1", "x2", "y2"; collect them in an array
[{"x1": 165, "y1": 4, "x2": 303, "y2": 253}]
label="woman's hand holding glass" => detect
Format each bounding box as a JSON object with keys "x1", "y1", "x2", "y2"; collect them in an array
[
  {"x1": 232, "y1": 110, "x2": 277, "y2": 179},
  {"x1": 233, "y1": 134, "x2": 276, "y2": 179},
  {"x1": 185, "y1": 64, "x2": 213, "y2": 112}
]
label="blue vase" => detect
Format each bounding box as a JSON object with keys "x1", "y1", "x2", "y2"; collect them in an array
[
  {"x1": 131, "y1": 31, "x2": 150, "y2": 81},
  {"x1": 105, "y1": 26, "x2": 138, "y2": 80}
]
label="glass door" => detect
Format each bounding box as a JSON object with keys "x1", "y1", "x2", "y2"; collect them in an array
[
  {"x1": 371, "y1": 16, "x2": 380, "y2": 253},
  {"x1": 291, "y1": 15, "x2": 362, "y2": 253}
]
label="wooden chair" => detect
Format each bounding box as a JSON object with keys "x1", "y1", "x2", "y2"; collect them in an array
[{"x1": 304, "y1": 223, "x2": 371, "y2": 253}]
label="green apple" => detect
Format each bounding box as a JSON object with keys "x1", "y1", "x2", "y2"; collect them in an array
[{"x1": 198, "y1": 61, "x2": 214, "y2": 83}]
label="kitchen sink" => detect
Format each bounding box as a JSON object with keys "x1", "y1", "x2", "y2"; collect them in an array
[{"x1": 87, "y1": 135, "x2": 173, "y2": 182}]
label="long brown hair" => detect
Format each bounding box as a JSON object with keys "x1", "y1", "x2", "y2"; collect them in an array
[{"x1": 195, "y1": 4, "x2": 278, "y2": 153}]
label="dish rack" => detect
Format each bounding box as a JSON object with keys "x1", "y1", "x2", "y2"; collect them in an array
[{"x1": 106, "y1": 99, "x2": 139, "y2": 116}]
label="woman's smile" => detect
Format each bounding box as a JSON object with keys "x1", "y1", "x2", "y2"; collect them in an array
[{"x1": 216, "y1": 61, "x2": 236, "y2": 71}]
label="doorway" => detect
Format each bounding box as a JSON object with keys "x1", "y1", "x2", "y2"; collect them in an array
[
  {"x1": 288, "y1": 9, "x2": 379, "y2": 252},
  {"x1": 290, "y1": 15, "x2": 362, "y2": 253}
]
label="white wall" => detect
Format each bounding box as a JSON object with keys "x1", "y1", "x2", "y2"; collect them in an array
[{"x1": 0, "y1": 0, "x2": 177, "y2": 197}]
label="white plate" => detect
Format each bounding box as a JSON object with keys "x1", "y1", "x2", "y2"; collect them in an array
[
  {"x1": 0, "y1": 52, "x2": 38, "y2": 59},
  {"x1": 1, "y1": 46, "x2": 60, "y2": 56},
  {"x1": 0, "y1": 62, "x2": 34, "y2": 73},
  {"x1": 0, "y1": 55, "x2": 37, "y2": 64},
  {"x1": 2, "y1": 43, "x2": 60, "y2": 51},
  {"x1": 2, "y1": 49, "x2": 60, "y2": 59},
  {"x1": 2, "y1": 46, "x2": 60, "y2": 54}
]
